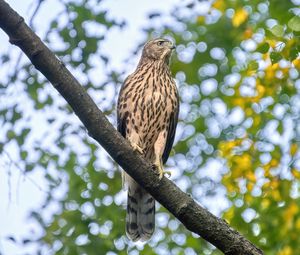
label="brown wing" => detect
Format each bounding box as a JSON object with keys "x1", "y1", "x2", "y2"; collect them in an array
[
  {"x1": 162, "y1": 93, "x2": 179, "y2": 164},
  {"x1": 117, "y1": 77, "x2": 130, "y2": 138},
  {"x1": 117, "y1": 105, "x2": 126, "y2": 138},
  {"x1": 117, "y1": 113, "x2": 127, "y2": 138}
]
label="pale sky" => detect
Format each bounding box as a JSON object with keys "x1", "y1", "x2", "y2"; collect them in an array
[{"x1": 0, "y1": 0, "x2": 181, "y2": 254}]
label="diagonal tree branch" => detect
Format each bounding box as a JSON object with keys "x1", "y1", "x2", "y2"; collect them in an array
[{"x1": 0, "y1": 1, "x2": 263, "y2": 254}]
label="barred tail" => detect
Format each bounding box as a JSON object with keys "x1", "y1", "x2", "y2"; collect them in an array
[{"x1": 125, "y1": 175, "x2": 155, "y2": 242}]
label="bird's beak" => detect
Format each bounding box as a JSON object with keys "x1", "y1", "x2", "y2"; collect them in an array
[{"x1": 168, "y1": 41, "x2": 176, "y2": 50}]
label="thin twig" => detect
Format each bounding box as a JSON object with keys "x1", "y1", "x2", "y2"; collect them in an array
[{"x1": 2, "y1": 149, "x2": 48, "y2": 193}]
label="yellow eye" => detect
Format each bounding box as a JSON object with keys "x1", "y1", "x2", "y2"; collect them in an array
[{"x1": 157, "y1": 41, "x2": 164, "y2": 46}]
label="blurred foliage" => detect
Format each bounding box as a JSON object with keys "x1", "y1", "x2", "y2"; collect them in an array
[
  {"x1": 155, "y1": 0, "x2": 300, "y2": 254},
  {"x1": 1, "y1": 0, "x2": 300, "y2": 254}
]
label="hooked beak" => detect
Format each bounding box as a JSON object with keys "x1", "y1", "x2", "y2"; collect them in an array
[{"x1": 167, "y1": 41, "x2": 176, "y2": 50}]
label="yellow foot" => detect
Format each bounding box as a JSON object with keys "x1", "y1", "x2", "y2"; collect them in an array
[
  {"x1": 153, "y1": 163, "x2": 171, "y2": 179},
  {"x1": 130, "y1": 142, "x2": 143, "y2": 154}
]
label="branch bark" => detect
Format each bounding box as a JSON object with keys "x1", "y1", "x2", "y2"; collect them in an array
[{"x1": 0, "y1": 1, "x2": 263, "y2": 254}]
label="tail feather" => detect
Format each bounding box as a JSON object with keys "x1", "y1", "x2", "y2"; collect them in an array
[{"x1": 125, "y1": 175, "x2": 155, "y2": 242}]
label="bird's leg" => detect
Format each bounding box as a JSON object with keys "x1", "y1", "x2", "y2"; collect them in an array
[
  {"x1": 128, "y1": 131, "x2": 143, "y2": 154},
  {"x1": 153, "y1": 159, "x2": 171, "y2": 179},
  {"x1": 153, "y1": 131, "x2": 171, "y2": 179}
]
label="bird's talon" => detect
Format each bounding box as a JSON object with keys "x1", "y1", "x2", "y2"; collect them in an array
[
  {"x1": 130, "y1": 142, "x2": 143, "y2": 154},
  {"x1": 164, "y1": 171, "x2": 172, "y2": 178},
  {"x1": 153, "y1": 163, "x2": 171, "y2": 180}
]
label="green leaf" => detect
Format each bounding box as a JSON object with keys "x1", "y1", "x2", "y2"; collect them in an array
[
  {"x1": 269, "y1": 24, "x2": 285, "y2": 37},
  {"x1": 256, "y1": 42, "x2": 269, "y2": 54},
  {"x1": 6, "y1": 130, "x2": 15, "y2": 140},
  {"x1": 270, "y1": 52, "x2": 283, "y2": 64},
  {"x1": 25, "y1": 164, "x2": 34, "y2": 172},
  {"x1": 12, "y1": 108, "x2": 21, "y2": 122},
  {"x1": 289, "y1": 46, "x2": 299, "y2": 60},
  {"x1": 21, "y1": 151, "x2": 28, "y2": 160},
  {"x1": 17, "y1": 128, "x2": 31, "y2": 145},
  {"x1": 248, "y1": 61, "x2": 259, "y2": 70},
  {"x1": 288, "y1": 16, "x2": 300, "y2": 32}
]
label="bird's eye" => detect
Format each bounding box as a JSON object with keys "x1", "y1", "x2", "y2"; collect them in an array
[{"x1": 157, "y1": 41, "x2": 164, "y2": 46}]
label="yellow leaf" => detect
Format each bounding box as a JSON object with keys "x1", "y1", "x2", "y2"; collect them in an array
[
  {"x1": 261, "y1": 198, "x2": 270, "y2": 209},
  {"x1": 284, "y1": 202, "x2": 298, "y2": 221},
  {"x1": 253, "y1": 115, "x2": 261, "y2": 127},
  {"x1": 232, "y1": 98, "x2": 245, "y2": 108},
  {"x1": 232, "y1": 8, "x2": 248, "y2": 27},
  {"x1": 281, "y1": 67, "x2": 289, "y2": 76},
  {"x1": 252, "y1": 89, "x2": 264, "y2": 102},
  {"x1": 270, "y1": 179, "x2": 279, "y2": 189},
  {"x1": 245, "y1": 108, "x2": 253, "y2": 116},
  {"x1": 296, "y1": 218, "x2": 300, "y2": 230},
  {"x1": 270, "y1": 159, "x2": 279, "y2": 167},
  {"x1": 225, "y1": 181, "x2": 237, "y2": 193},
  {"x1": 292, "y1": 168, "x2": 300, "y2": 179},
  {"x1": 265, "y1": 62, "x2": 280, "y2": 80},
  {"x1": 212, "y1": 0, "x2": 225, "y2": 12},
  {"x1": 267, "y1": 39, "x2": 277, "y2": 48},
  {"x1": 256, "y1": 84, "x2": 265, "y2": 97},
  {"x1": 278, "y1": 246, "x2": 292, "y2": 255},
  {"x1": 223, "y1": 207, "x2": 234, "y2": 223},
  {"x1": 292, "y1": 58, "x2": 300, "y2": 69},
  {"x1": 247, "y1": 182, "x2": 254, "y2": 191},
  {"x1": 262, "y1": 180, "x2": 270, "y2": 189},
  {"x1": 283, "y1": 203, "x2": 298, "y2": 231},
  {"x1": 234, "y1": 154, "x2": 252, "y2": 171},
  {"x1": 272, "y1": 189, "x2": 281, "y2": 201},
  {"x1": 219, "y1": 140, "x2": 242, "y2": 157},
  {"x1": 262, "y1": 53, "x2": 269, "y2": 60},
  {"x1": 244, "y1": 193, "x2": 253, "y2": 203},
  {"x1": 290, "y1": 143, "x2": 298, "y2": 156},
  {"x1": 272, "y1": 63, "x2": 279, "y2": 70},
  {"x1": 197, "y1": 16, "x2": 205, "y2": 24},
  {"x1": 243, "y1": 27, "x2": 253, "y2": 39},
  {"x1": 263, "y1": 158, "x2": 279, "y2": 176},
  {"x1": 246, "y1": 172, "x2": 256, "y2": 182}
]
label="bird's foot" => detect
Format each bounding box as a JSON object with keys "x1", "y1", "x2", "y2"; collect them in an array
[
  {"x1": 130, "y1": 142, "x2": 143, "y2": 154},
  {"x1": 153, "y1": 162, "x2": 171, "y2": 180}
]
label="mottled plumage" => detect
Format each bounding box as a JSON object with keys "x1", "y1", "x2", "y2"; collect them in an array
[{"x1": 117, "y1": 38, "x2": 179, "y2": 242}]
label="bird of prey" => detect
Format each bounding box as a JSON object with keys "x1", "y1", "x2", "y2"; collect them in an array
[{"x1": 117, "y1": 38, "x2": 179, "y2": 242}]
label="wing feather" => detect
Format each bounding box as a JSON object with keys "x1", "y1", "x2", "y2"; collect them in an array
[
  {"x1": 117, "y1": 76, "x2": 131, "y2": 138},
  {"x1": 162, "y1": 92, "x2": 179, "y2": 164}
]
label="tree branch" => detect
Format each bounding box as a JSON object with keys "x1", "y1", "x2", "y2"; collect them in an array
[{"x1": 0, "y1": 1, "x2": 263, "y2": 254}]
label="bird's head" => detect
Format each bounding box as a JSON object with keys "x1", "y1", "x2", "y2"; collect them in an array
[{"x1": 141, "y1": 38, "x2": 176, "y2": 63}]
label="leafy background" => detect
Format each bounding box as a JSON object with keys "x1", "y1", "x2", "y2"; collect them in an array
[{"x1": 1, "y1": 0, "x2": 300, "y2": 254}]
